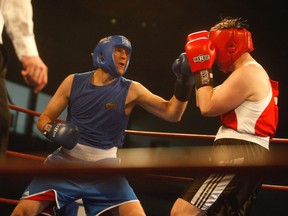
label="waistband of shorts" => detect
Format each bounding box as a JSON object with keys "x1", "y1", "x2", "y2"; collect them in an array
[
  {"x1": 215, "y1": 126, "x2": 269, "y2": 150},
  {"x1": 60, "y1": 143, "x2": 118, "y2": 162}
]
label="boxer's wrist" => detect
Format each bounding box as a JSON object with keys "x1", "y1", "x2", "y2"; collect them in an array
[{"x1": 43, "y1": 122, "x2": 54, "y2": 137}]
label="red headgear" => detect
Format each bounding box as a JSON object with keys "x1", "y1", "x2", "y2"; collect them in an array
[{"x1": 209, "y1": 29, "x2": 254, "y2": 73}]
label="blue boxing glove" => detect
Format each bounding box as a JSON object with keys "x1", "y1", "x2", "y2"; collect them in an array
[
  {"x1": 43, "y1": 121, "x2": 80, "y2": 150},
  {"x1": 173, "y1": 52, "x2": 195, "y2": 101}
]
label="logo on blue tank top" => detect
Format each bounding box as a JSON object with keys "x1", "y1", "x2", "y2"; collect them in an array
[{"x1": 105, "y1": 102, "x2": 117, "y2": 110}]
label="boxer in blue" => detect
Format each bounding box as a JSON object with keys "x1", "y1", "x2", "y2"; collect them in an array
[{"x1": 11, "y1": 35, "x2": 195, "y2": 216}]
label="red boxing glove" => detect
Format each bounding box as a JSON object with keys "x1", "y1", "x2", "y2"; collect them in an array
[
  {"x1": 186, "y1": 30, "x2": 209, "y2": 42},
  {"x1": 185, "y1": 38, "x2": 216, "y2": 89},
  {"x1": 185, "y1": 38, "x2": 216, "y2": 72}
]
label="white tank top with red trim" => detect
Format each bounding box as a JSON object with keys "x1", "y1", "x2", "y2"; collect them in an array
[{"x1": 215, "y1": 62, "x2": 279, "y2": 150}]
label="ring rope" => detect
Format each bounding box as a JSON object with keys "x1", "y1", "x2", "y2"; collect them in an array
[
  {"x1": 5, "y1": 150, "x2": 288, "y2": 192},
  {"x1": 8, "y1": 104, "x2": 63, "y2": 122},
  {"x1": 0, "y1": 197, "x2": 19, "y2": 205},
  {"x1": 6, "y1": 150, "x2": 45, "y2": 161},
  {"x1": 8, "y1": 104, "x2": 288, "y2": 143},
  {"x1": 2, "y1": 104, "x2": 287, "y2": 209},
  {"x1": 4, "y1": 104, "x2": 288, "y2": 190}
]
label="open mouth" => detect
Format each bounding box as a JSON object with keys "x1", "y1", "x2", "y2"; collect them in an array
[{"x1": 118, "y1": 62, "x2": 125, "y2": 69}]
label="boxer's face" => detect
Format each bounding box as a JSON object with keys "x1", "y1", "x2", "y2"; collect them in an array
[{"x1": 114, "y1": 47, "x2": 129, "y2": 75}]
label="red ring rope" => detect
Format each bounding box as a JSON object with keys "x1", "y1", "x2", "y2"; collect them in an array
[
  {"x1": 8, "y1": 104, "x2": 288, "y2": 143},
  {"x1": 6, "y1": 150, "x2": 45, "y2": 161},
  {"x1": 5, "y1": 149, "x2": 288, "y2": 192},
  {"x1": 2, "y1": 103, "x2": 287, "y2": 196},
  {"x1": 0, "y1": 197, "x2": 19, "y2": 205}
]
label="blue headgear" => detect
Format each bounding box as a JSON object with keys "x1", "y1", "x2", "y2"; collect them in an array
[{"x1": 93, "y1": 35, "x2": 132, "y2": 77}]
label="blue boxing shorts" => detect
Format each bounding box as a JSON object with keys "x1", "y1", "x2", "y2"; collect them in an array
[{"x1": 20, "y1": 147, "x2": 140, "y2": 216}]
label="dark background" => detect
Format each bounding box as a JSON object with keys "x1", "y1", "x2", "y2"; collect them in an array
[
  {"x1": 1, "y1": 0, "x2": 288, "y2": 215},
  {"x1": 4, "y1": 0, "x2": 288, "y2": 138}
]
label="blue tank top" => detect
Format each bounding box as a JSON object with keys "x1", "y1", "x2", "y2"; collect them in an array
[{"x1": 67, "y1": 71, "x2": 132, "y2": 149}]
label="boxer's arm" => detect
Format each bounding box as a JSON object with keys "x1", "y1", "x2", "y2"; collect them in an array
[
  {"x1": 37, "y1": 74, "x2": 74, "y2": 132},
  {"x1": 37, "y1": 74, "x2": 78, "y2": 149},
  {"x1": 196, "y1": 67, "x2": 254, "y2": 116},
  {"x1": 130, "y1": 81, "x2": 187, "y2": 122},
  {"x1": 127, "y1": 53, "x2": 195, "y2": 122}
]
